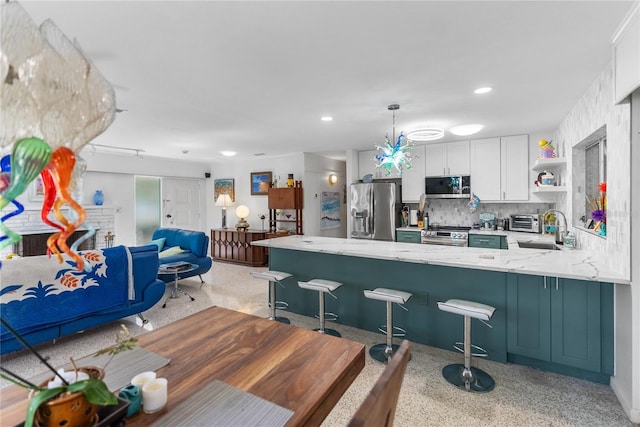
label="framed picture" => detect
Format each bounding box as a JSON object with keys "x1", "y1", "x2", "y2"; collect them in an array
[
  {"x1": 250, "y1": 171, "x2": 272, "y2": 195},
  {"x1": 28, "y1": 175, "x2": 45, "y2": 202},
  {"x1": 214, "y1": 178, "x2": 235, "y2": 202}
]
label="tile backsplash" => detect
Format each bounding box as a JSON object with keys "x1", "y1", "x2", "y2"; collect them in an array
[{"x1": 404, "y1": 199, "x2": 553, "y2": 227}]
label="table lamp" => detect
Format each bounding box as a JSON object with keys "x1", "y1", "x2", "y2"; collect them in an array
[
  {"x1": 235, "y1": 205, "x2": 250, "y2": 231},
  {"x1": 215, "y1": 194, "x2": 233, "y2": 228}
]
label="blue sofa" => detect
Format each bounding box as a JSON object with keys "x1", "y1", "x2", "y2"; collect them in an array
[
  {"x1": 0, "y1": 245, "x2": 165, "y2": 355},
  {"x1": 152, "y1": 228, "x2": 212, "y2": 283}
]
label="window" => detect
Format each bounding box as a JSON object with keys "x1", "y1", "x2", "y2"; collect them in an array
[{"x1": 573, "y1": 125, "x2": 607, "y2": 236}]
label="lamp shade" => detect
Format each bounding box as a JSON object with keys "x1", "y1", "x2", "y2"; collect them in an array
[
  {"x1": 215, "y1": 194, "x2": 233, "y2": 207},
  {"x1": 235, "y1": 205, "x2": 250, "y2": 219}
]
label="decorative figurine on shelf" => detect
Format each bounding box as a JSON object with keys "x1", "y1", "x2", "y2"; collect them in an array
[
  {"x1": 287, "y1": 174, "x2": 294, "y2": 187},
  {"x1": 259, "y1": 214, "x2": 266, "y2": 231},
  {"x1": 538, "y1": 139, "x2": 556, "y2": 159}
]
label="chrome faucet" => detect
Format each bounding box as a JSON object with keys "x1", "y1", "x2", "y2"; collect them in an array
[{"x1": 543, "y1": 209, "x2": 568, "y2": 244}]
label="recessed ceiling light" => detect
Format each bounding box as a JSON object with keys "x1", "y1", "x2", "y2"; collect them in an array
[
  {"x1": 220, "y1": 151, "x2": 237, "y2": 157},
  {"x1": 449, "y1": 124, "x2": 484, "y2": 136},
  {"x1": 474, "y1": 87, "x2": 492, "y2": 94},
  {"x1": 406, "y1": 127, "x2": 445, "y2": 141},
  {"x1": 321, "y1": 116, "x2": 333, "y2": 121}
]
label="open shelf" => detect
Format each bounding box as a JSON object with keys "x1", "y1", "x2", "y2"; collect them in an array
[
  {"x1": 533, "y1": 185, "x2": 567, "y2": 193},
  {"x1": 532, "y1": 158, "x2": 567, "y2": 171}
]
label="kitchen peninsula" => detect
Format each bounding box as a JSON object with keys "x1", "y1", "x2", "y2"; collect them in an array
[{"x1": 253, "y1": 235, "x2": 628, "y2": 384}]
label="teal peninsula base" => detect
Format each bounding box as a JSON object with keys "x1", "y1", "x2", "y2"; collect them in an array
[{"x1": 268, "y1": 247, "x2": 613, "y2": 384}]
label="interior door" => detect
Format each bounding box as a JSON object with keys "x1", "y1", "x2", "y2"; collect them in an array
[{"x1": 162, "y1": 178, "x2": 201, "y2": 230}]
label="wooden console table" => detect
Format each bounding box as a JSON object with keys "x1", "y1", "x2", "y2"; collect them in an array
[{"x1": 211, "y1": 229, "x2": 268, "y2": 266}]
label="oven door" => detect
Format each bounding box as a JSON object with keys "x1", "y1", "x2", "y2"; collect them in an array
[{"x1": 421, "y1": 237, "x2": 468, "y2": 247}]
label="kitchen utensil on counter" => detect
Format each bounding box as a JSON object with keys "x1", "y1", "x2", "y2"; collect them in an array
[{"x1": 409, "y1": 209, "x2": 418, "y2": 226}]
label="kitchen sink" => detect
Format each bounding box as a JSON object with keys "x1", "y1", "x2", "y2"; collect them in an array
[{"x1": 517, "y1": 241, "x2": 562, "y2": 250}]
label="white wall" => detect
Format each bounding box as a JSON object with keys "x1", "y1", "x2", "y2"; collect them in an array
[
  {"x1": 81, "y1": 152, "x2": 209, "y2": 247},
  {"x1": 207, "y1": 153, "x2": 347, "y2": 237},
  {"x1": 302, "y1": 153, "x2": 347, "y2": 237},
  {"x1": 551, "y1": 63, "x2": 635, "y2": 422},
  {"x1": 552, "y1": 63, "x2": 632, "y2": 278},
  {"x1": 207, "y1": 154, "x2": 305, "y2": 233}
]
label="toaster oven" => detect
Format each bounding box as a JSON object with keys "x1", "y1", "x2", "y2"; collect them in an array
[{"x1": 509, "y1": 214, "x2": 542, "y2": 233}]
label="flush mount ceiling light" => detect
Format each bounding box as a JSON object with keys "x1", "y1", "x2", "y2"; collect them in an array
[
  {"x1": 321, "y1": 116, "x2": 333, "y2": 121},
  {"x1": 474, "y1": 87, "x2": 492, "y2": 94},
  {"x1": 220, "y1": 151, "x2": 237, "y2": 157},
  {"x1": 406, "y1": 127, "x2": 445, "y2": 142},
  {"x1": 449, "y1": 124, "x2": 484, "y2": 136}
]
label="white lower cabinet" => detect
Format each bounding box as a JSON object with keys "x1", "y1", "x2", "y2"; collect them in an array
[{"x1": 471, "y1": 135, "x2": 529, "y2": 202}]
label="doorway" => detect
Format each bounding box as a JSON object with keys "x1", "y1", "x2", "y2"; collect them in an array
[{"x1": 135, "y1": 177, "x2": 202, "y2": 245}]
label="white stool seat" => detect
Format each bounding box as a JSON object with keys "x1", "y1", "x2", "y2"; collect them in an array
[
  {"x1": 437, "y1": 298, "x2": 496, "y2": 392},
  {"x1": 298, "y1": 278, "x2": 343, "y2": 337},
  {"x1": 251, "y1": 270, "x2": 292, "y2": 324},
  {"x1": 298, "y1": 279, "x2": 343, "y2": 293},
  {"x1": 363, "y1": 287, "x2": 413, "y2": 363},
  {"x1": 363, "y1": 288, "x2": 412, "y2": 305},
  {"x1": 251, "y1": 270, "x2": 292, "y2": 282},
  {"x1": 437, "y1": 299, "x2": 495, "y2": 321}
]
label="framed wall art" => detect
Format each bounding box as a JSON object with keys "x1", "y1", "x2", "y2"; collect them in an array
[
  {"x1": 214, "y1": 178, "x2": 235, "y2": 202},
  {"x1": 28, "y1": 175, "x2": 45, "y2": 202},
  {"x1": 250, "y1": 172, "x2": 272, "y2": 195}
]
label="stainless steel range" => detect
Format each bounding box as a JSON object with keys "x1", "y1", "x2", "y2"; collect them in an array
[{"x1": 421, "y1": 226, "x2": 471, "y2": 247}]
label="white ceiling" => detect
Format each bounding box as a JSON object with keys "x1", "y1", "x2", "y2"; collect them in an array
[{"x1": 14, "y1": 1, "x2": 636, "y2": 163}]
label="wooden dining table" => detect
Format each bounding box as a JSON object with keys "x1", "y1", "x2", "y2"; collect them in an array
[{"x1": 0, "y1": 306, "x2": 366, "y2": 426}]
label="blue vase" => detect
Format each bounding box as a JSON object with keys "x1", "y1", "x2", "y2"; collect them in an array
[{"x1": 93, "y1": 190, "x2": 104, "y2": 205}]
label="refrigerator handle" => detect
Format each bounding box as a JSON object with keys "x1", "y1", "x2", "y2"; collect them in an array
[{"x1": 369, "y1": 188, "x2": 374, "y2": 236}]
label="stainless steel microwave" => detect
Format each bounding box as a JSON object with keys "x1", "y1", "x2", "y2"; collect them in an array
[{"x1": 425, "y1": 175, "x2": 471, "y2": 199}]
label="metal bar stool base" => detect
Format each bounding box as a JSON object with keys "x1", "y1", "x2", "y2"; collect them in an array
[
  {"x1": 369, "y1": 343, "x2": 399, "y2": 363},
  {"x1": 314, "y1": 328, "x2": 341, "y2": 337},
  {"x1": 268, "y1": 316, "x2": 290, "y2": 324},
  {"x1": 442, "y1": 363, "x2": 495, "y2": 393}
]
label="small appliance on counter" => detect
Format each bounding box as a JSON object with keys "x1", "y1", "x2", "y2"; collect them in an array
[
  {"x1": 479, "y1": 213, "x2": 495, "y2": 230},
  {"x1": 510, "y1": 214, "x2": 542, "y2": 233}
]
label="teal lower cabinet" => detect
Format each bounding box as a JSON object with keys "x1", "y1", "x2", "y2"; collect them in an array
[
  {"x1": 268, "y1": 248, "x2": 613, "y2": 384},
  {"x1": 468, "y1": 234, "x2": 507, "y2": 249},
  {"x1": 507, "y1": 273, "x2": 613, "y2": 383},
  {"x1": 395, "y1": 230, "x2": 421, "y2": 243}
]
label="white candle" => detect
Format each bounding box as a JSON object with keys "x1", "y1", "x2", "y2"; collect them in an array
[
  {"x1": 131, "y1": 371, "x2": 156, "y2": 388},
  {"x1": 142, "y1": 378, "x2": 168, "y2": 414}
]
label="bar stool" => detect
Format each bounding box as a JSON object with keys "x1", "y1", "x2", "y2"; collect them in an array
[
  {"x1": 363, "y1": 288, "x2": 413, "y2": 363},
  {"x1": 437, "y1": 299, "x2": 496, "y2": 392},
  {"x1": 250, "y1": 270, "x2": 292, "y2": 324},
  {"x1": 298, "y1": 279, "x2": 343, "y2": 337}
]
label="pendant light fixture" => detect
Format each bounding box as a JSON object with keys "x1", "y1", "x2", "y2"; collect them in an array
[{"x1": 374, "y1": 104, "x2": 413, "y2": 176}]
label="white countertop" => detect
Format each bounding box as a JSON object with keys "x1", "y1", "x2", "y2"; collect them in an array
[{"x1": 253, "y1": 234, "x2": 629, "y2": 284}]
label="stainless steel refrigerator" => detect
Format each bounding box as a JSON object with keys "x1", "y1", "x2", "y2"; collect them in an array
[{"x1": 350, "y1": 182, "x2": 401, "y2": 241}]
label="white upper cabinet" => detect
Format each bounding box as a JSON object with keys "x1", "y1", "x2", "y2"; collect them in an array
[
  {"x1": 424, "y1": 141, "x2": 470, "y2": 176},
  {"x1": 500, "y1": 135, "x2": 529, "y2": 200},
  {"x1": 470, "y1": 138, "x2": 502, "y2": 201},
  {"x1": 613, "y1": 3, "x2": 640, "y2": 104},
  {"x1": 470, "y1": 135, "x2": 529, "y2": 202},
  {"x1": 401, "y1": 145, "x2": 426, "y2": 202}
]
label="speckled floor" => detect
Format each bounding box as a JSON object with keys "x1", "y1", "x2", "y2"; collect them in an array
[{"x1": 1, "y1": 262, "x2": 634, "y2": 426}]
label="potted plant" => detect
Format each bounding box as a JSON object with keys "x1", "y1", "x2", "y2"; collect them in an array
[{"x1": 0, "y1": 324, "x2": 137, "y2": 427}]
